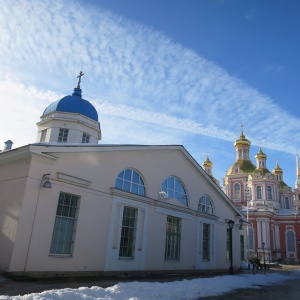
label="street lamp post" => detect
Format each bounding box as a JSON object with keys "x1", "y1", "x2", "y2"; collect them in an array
[
  {"x1": 244, "y1": 188, "x2": 250, "y2": 267},
  {"x1": 228, "y1": 220, "x2": 235, "y2": 275},
  {"x1": 262, "y1": 242, "x2": 266, "y2": 270}
]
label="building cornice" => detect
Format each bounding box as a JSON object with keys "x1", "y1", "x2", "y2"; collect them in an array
[
  {"x1": 0, "y1": 145, "x2": 57, "y2": 166},
  {"x1": 110, "y1": 188, "x2": 219, "y2": 220}
]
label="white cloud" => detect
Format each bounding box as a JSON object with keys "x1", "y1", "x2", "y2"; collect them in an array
[
  {"x1": 0, "y1": 0, "x2": 299, "y2": 159},
  {"x1": 95, "y1": 102, "x2": 236, "y2": 142},
  {"x1": 0, "y1": 80, "x2": 60, "y2": 147}
]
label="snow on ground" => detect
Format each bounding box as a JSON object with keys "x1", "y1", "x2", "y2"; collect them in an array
[{"x1": 0, "y1": 271, "x2": 300, "y2": 300}]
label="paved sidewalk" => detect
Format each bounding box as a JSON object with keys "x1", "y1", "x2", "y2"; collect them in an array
[
  {"x1": 202, "y1": 264, "x2": 300, "y2": 300},
  {"x1": 203, "y1": 275, "x2": 300, "y2": 300},
  {"x1": 0, "y1": 264, "x2": 299, "y2": 297}
]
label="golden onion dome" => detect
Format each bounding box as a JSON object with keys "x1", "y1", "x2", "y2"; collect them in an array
[
  {"x1": 273, "y1": 162, "x2": 283, "y2": 174},
  {"x1": 234, "y1": 132, "x2": 251, "y2": 147},
  {"x1": 203, "y1": 155, "x2": 213, "y2": 167},
  {"x1": 226, "y1": 160, "x2": 256, "y2": 175},
  {"x1": 255, "y1": 148, "x2": 267, "y2": 159}
]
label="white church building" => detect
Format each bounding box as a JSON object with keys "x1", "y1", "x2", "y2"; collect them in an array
[{"x1": 0, "y1": 74, "x2": 244, "y2": 278}]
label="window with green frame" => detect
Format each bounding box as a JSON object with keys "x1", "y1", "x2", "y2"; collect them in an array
[
  {"x1": 226, "y1": 228, "x2": 230, "y2": 260},
  {"x1": 119, "y1": 206, "x2": 138, "y2": 258},
  {"x1": 240, "y1": 235, "x2": 245, "y2": 261},
  {"x1": 165, "y1": 216, "x2": 181, "y2": 260},
  {"x1": 50, "y1": 192, "x2": 79, "y2": 255},
  {"x1": 202, "y1": 223, "x2": 210, "y2": 261}
]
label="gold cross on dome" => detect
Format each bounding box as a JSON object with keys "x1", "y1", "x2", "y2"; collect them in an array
[
  {"x1": 239, "y1": 123, "x2": 244, "y2": 133},
  {"x1": 77, "y1": 71, "x2": 84, "y2": 88}
]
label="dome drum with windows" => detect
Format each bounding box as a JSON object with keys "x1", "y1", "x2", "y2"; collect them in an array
[{"x1": 36, "y1": 72, "x2": 101, "y2": 144}]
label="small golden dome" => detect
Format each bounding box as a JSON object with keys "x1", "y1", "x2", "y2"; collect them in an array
[
  {"x1": 234, "y1": 132, "x2": 251, "y2": 147},
  {"x1": 273, "y1": 162, "x2": 283, "y2": 174},
  {"x1": 255, "y1": 148, "x2": 267, "y2": 159},
  {"x1": 203, "y1": 155, "x2": 213, "y2": 167}
]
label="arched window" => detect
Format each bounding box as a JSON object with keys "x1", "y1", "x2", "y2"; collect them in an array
[
  {"x1": 198, "y1": 195, "x2": 214, "y2": 214},
  {"x1": 115, "y1": 169, "x2": 145, "y2": 196},
  {"x1": 256, "y1": 186, "x2": 262, "y2": 200},
  {"x1": 267, "y1": 186, "x2": 272, "y2": 200},
  {"x1": 234, "y1": 183, "x2": 241, "y2": 199},
  {"x1": 287, "y1": 231, "x2": 295, "y2": 252},
  {"x1": 285, "y1": 197, "x2": 290, "y2": 209},
  {"x1": 159, "y1": 177, "x2": 188, "y2": 206}
]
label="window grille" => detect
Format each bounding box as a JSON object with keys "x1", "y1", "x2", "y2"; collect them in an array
[
  {"x1": 159, "y1": 177, "x2": 188, "y2": 206},
  {"x1": 115, "y1": 169, "x2": 145, "y2": 196},
  {"x1": 50, "y1": 192, "x2": 79, "y2": 255},
  {"x1": 81, "y1": 132, "x2": 90, "y2": 143},
  {"x1": 119, "y1": 207, "x2": 138, "y2": 257},
  {"x1": 202, "y1": 223, "x2": 210, "y2": 261},
  {"x1": 58, "y1": 128, "x2": 69, "y2": 142},
  {"x1": 287, "y1": 231, "x2": 295, "y2": 252},
  {"x1": 165, "y1": 216, "x2": 181, "y2": 260},
  {"x1": 256, "y1": 186, "x2": 262, "y2": 200},
  {"x1": 198, "y1": 195, "x2": 214, "y2": 214}
]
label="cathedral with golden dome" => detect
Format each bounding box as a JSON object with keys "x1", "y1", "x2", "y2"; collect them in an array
[{"x1": 219, "y1": 131, "x2": 300, "y2": 263}]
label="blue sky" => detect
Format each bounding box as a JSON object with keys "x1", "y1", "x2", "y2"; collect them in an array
[{"x1": 0, "y1": 0, "x2": 299, "y2": 188}]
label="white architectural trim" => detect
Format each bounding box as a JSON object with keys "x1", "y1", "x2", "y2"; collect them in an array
[
  {"x1": 57, "y1": 172, "x2": 92, "y2": 187},
  {"x1": 195, "y1": 218, "x2": 216, "y2": 270},
  {"x1": 104, "y1": 197, "x2": 149, "y2": 272},
  {"x1": 155, "y1": 207, "x2": 193, "y2": 220}
]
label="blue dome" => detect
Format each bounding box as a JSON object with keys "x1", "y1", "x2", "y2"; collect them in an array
[{"x1": 42, "y1": 88, "x2": 98, "y2": 121}]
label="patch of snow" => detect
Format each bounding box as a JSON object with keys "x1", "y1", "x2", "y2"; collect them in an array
[{"x1": 0, "y1": 271, "x2": 299, "y2": 300}]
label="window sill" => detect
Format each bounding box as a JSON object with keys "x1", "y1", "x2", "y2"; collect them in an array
[
  {"x1": 49, "y1": 254, "x2": 73, "y2": 258},
  {"x1": 118, "y1": 257, "x2": 134, "y2": 260},
  {"x1": 164, "y1": 259, "x2": 180, "y2": 262}
]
